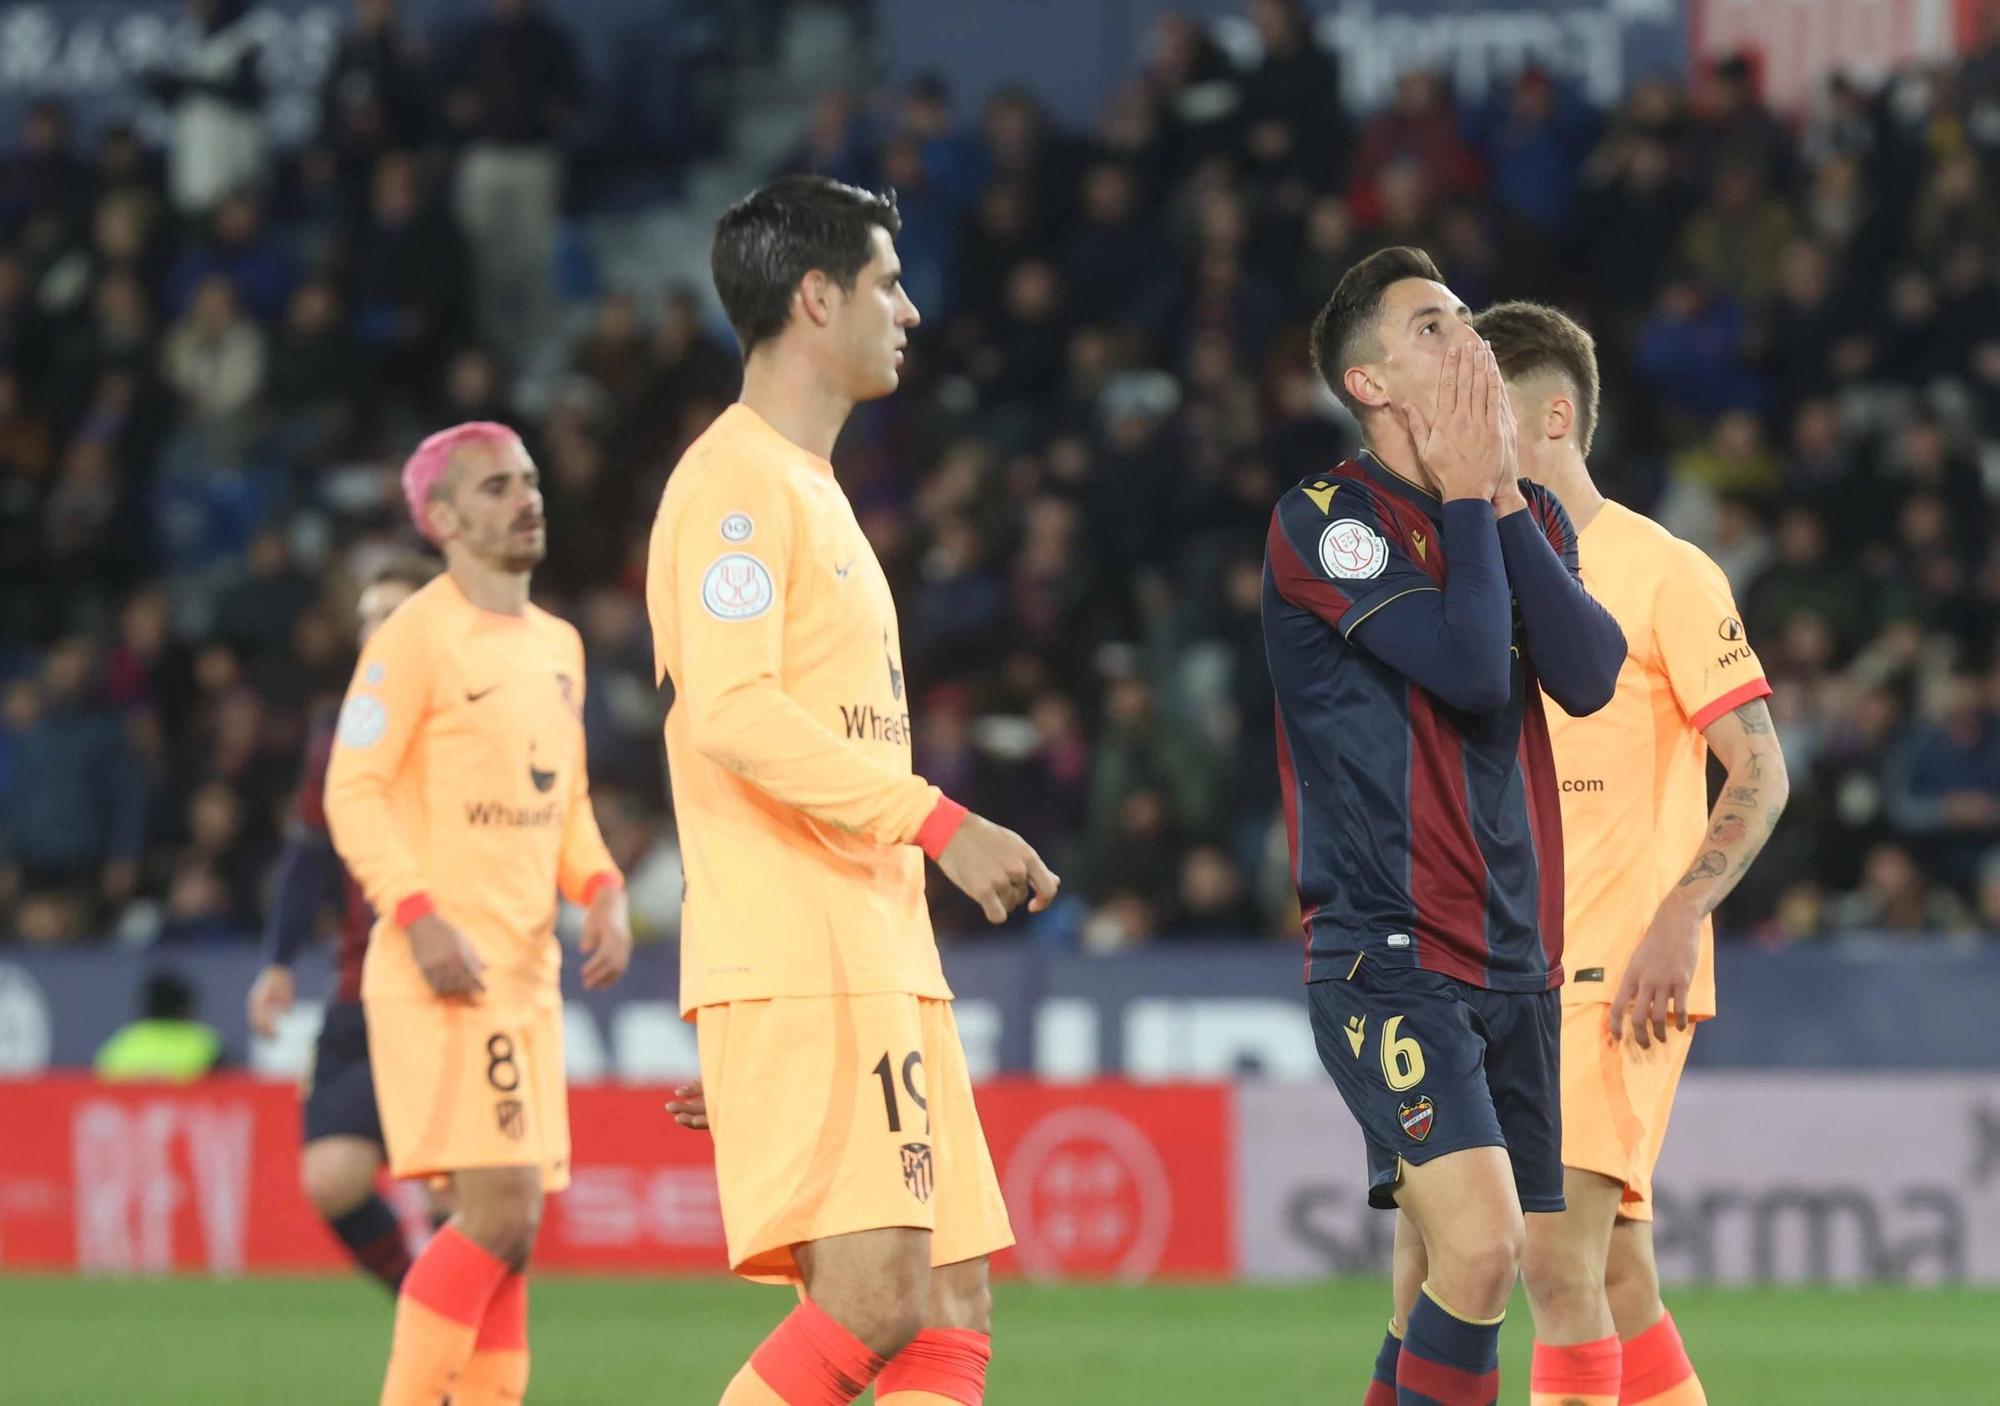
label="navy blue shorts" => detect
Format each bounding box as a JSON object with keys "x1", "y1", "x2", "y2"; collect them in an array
[
  {"x1": 1309, "y1": 958, "x2": 1563, "y2": 1213},
  {"x1": 302, "y1": 1000, "x2": 386, "y2": 1148}
]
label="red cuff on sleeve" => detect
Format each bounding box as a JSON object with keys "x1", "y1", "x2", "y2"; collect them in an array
[
  {"x1": 394, "y1": 892, "x2": 435, "y2": 927},
  {"x1": 915, "y1": 796, "x2": 969, "y2": 862},
  {"x1": 1689, "y1": 677, "x2": 1773, "y2": 733},
  {"x1": 580, "y1": 870, "x2": 624, "y2": 906}
]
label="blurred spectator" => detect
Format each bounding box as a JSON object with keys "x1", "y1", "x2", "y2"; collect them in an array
[
  {"x1": 444, "y1": 0, "x2": 585, "y2": 362},
  {"x1": 318, "y1": 0, "x2": 433, "y2": 193},
  {"x1": 0, "y1": 640, "x2": 149, "y2": 942},
  {"x1": 95, "y1": 969, "x2": 222, "y2": 1080},
  {"x1": 345, "y1": 151, "x2": 471, "y2": 405},
  {"x1": 142, "y1": 0, "x2": 267, "y2": 218},
  {"x1": 1238, "y1": 0, "x2": 1345, "y2": 196},
  {"x1": 1825, "y1": 841, "x2": 1974, "y2": 935},
  {"x1": 1885, "y1": 672, "x2": 2000, "y2": 886},
  {"x1": 1349, "y1": 71, "x2": 1482, "y2": 222},
  {"x1": 1681, "y1": 162, "x2": 1796, "y2": 308},
  {"x1": 1634, "y1": 272, "x2": 1759, "y2": 424},
  {"x1": 1474, "y1": 68, "x2": 1596, "y2": 239},
  {"x1": 163, "y1": 191, "x2": 299, "y2": 326},
  {"x1": 160, "y1": 275, "x2": 266, "y2": 462},
  {"x1": 1, "y1": 100, "x2": 90, "y2": 237}
]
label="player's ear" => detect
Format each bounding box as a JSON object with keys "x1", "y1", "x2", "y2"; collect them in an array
[
  {"x1": 424, "y1": 497, "x2": 458, "y2": 544},
  {"x1": 796, "y1": 269, "x2": 834, "y2": 330},
  {"x1": 1545, "y1": 394, "x2": 1575, "y2": 443},
  {"x1": 1343, "y1": 363, "x2": 1391, "y2": 412}
]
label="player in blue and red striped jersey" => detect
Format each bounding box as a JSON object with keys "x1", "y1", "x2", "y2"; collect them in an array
[
  {"x1": 245, "y1": 555, "x2": 436, "y2": 1293},
  {"x1": 1262, "y1": 247, "x2": 1625, "y2": 1406}
]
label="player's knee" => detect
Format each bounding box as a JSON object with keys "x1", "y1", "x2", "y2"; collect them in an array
[
  {"x1": 301, "y1": 1149, "x2": 372, "y2": 1221},
  {"x1": 1603, "y1": 1238, "x2": 1662, "y2": 1332},
  {"x1": 459, "y1": 1187, "x2": 543, "y2": 1270},
  {"x1": 1436, "y1": 1220, "x2": 1525, "y2": 1309},
  {"x1": 931, "y1": 1262, "x2": 993, "y2": 1334},
  {"x1": 845, "y1": 1300, "x2": 926, "y2": 1359},
  {"x1": 1521, "y1": 1234, "x2": 1598, "y2": 1303}
]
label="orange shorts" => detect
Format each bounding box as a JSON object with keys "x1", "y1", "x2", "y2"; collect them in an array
[
  {"x1": 697, "y1": 993, "x2": 1014, "y2": 1283},
  {"x1": 1558, "y1": 1001, "x2": 1695, "y2": 1221},
  {"x1": 364, "y1": 995, "x2": 571, "y2": 1193}
]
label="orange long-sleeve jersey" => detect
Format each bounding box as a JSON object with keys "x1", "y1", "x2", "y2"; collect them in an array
[
  {"x1": 324, "y1": 574, "x2": 621, "y2": 1008},
  {"x1": 647, "y1": 404, "x2": 958, "y2": 1015}
]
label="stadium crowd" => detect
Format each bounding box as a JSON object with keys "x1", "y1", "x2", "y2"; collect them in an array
[{"x1": 3, "y1": 0, "x2": 2000, "y2": 952}]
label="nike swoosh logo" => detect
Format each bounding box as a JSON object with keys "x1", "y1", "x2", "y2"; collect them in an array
[{"x1": 466, "y1": 685, "x2": 499, "y2": 703}]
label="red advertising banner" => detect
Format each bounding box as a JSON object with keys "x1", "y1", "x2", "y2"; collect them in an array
[
  {"x1": 0, "y1": 1077, "x2": 1233, "y2": 1279},
  {"x1": 1690, "y1": 0, "x2": 1977, "y2": 113}
]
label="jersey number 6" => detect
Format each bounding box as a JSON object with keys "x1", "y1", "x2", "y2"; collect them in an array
[
  {"x1": 872, "y1": 1051, "x2": 928, "y2": 1135},
  {"x1": 1381, "y1": 1016, "x2": 1426, "y2": 1091}
]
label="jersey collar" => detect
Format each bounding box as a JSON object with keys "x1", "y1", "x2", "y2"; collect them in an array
[{"x1": 1355, "y1": 449, "x2": 1444, "y2": 519}]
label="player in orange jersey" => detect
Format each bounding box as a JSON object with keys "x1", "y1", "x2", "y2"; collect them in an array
[
  {"x1": 247, "y1": 554, "x2": 436, "y2": 1296},
  {"x1": 647, "y1": 175, "x2": 1059, "y2": 1406},
  {"x1": 1370, "y1": 304, "x2": 1789, "y2": 1406},
  {"x1": 325, "y1": 420, "x2": 632, "y2": 1406}
]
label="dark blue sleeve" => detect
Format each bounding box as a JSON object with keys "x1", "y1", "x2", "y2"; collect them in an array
[
  {"x1": 1346, "y1": 501, "x2": 1515, "y2": 713},
  {"x1": 261, "y1": 832, "x2": 341, "y2": 967},
  {"x1": 1268, "y1": 484, "x2": 1513, "y2": 713},
  {"x1": 1498, "y1": 492, "x2": 1625, "y2": 716}
]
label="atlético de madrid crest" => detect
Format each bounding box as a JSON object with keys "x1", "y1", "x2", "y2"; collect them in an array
[
  {"x1": 900, "y1": 1142, "x2": 934, "y2": 1203},
  {"x1": 1397, "y1": 1096, "x2": 1434, "y2": 1143}
]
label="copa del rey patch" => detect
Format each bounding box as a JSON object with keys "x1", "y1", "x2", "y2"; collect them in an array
[
  {"x1": 1319, "y1": 518, "x2": 1388, "y2": 580},
  {"x1": 700, "y1": 552, "x2": 774, "y2": 620}
]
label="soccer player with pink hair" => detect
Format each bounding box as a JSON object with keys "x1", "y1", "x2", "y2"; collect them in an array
[{"x1": 326, "y1": 419, "x2": 633, "y2": 1406}]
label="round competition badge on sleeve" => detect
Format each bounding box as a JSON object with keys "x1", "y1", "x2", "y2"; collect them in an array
[
  {"x1": 337, "y1": 693, "x2": 388, "y2": 748},
  {"x1": 720, "y1": 512, "x2": 754, "y2": 542},
  {"x1": 701, "y1": 552, "x2": 775, "y2": 620},
  {"x1": 1319, "y1": 518, "x2": 1388, "y2": 580}
]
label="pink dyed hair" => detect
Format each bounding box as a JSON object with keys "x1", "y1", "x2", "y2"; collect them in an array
[{"x1": 401, "y1": 421, "x2": 523, "y2": 542}]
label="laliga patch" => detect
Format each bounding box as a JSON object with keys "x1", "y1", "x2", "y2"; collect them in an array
[
  {"x1": 1319, "y1": 518, "x2": 1388, "y2": 580},
  {"x1": 719, "y1": 512, "x2": 754, "y2": 543},
  {"x1": 1397, "y1": 1095, "x2": 1435, "y2": 1142},
  {"x1": 700, "y1": 552, "x2": 775, "y2": 620},
  {"x1": 337, "y1": 694, "x2": 389, "y2": 748}
]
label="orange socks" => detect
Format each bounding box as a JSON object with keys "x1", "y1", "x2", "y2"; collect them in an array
[
  {"x1": 1531, "y1": 1334, "x2": 1620, "y2": 1406},
  {"x1": 1620, "y1": 1312, "x2": 1706, "y2": 1406},
  {"x1": 378, "y1": 1225, "x2": 511, "y2": 1406},
  {"x1": 876, "y1": 1328, "x2": 992, "y2": 1404},
  {"x1": 455, "y1": 1271, "x2": 530, "y2": 1405},
  {"x1": 719, "y1": 1299, "x2": 887, "y2": 1405}
]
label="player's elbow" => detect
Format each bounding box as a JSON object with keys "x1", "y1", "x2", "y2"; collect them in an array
[
  {"x1": 1555, "y1": 670, "x2": 1619, "y2": 718},
  {"x1": 1451, "y1": 654, "x2": 1513, "y2": 714},
  {"x1": 686, "y1": 700, "x2": 750, "y2": 772}
]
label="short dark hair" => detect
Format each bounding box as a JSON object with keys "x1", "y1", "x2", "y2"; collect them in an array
[
  {"x1": 1473, "y1": 300, "x2": 1601, "y2": 456},
  {"x1": 1309, "y1": 246, "x2": 1444, "y2": 419},
  {"x1": 710, "y1": 174, "x2": 902, "y2": 356},
  {"x1": 367, "y1": 553, "x2": 439, "y2": 594}
]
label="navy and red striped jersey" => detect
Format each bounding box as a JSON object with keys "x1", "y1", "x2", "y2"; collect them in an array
[
  {"x1": 293, "y1": 708, "x2": 375, "y2": 1005},
  {"x1": 1261, "y1": 453, "x2": 1573, "y2": 993}
]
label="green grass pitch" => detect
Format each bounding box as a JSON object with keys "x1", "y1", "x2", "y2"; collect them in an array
[{"x1": 4, "y1": 1274, "x2": 1992, "y2": 1403}]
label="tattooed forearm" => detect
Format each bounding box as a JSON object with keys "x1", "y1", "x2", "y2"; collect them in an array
[
  {"x1": 1709, "y1": 813, "x2": 1749, "y2": 844},
  {"x1": 1678, "y1": 851, "x2": 1727, "y2": 885},
  {"x1": 1737, "y1": 709, "x2": 1773, "y2": 734},
  {"x1": 1724, "y1": 785, "x2": 1759, "y2": 805}
]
